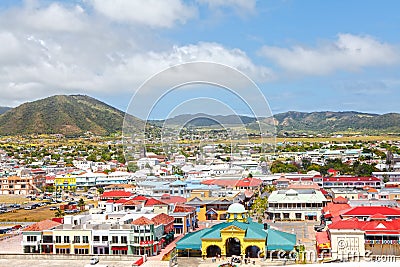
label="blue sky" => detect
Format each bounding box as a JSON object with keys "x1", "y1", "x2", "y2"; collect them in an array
[{"x1": 0, "y1": 0, "x2": 399, "y2": 119}]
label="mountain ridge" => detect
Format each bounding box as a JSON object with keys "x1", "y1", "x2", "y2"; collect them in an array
[{"x1": 0, "y1": 95, "x2": 143, "y2": 136}]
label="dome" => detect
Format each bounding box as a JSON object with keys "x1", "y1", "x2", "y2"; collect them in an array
[{"x1": 227, "y1": 203, "x2": 246, "y2": 214}]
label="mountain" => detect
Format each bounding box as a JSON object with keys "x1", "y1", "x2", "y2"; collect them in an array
[
  {"x1": 0, "y1": 95, "x2": 143, "y2": 136},
  {"x1": 0, "y1": 106, "x2": 11, "y2": 115},
  {"x1": 150, "y1": 113, "x2": 257, "y2": 127},
  {"x1": 152, "y1": 111, "x2": 400, "y2": 135},
  {"x1": 272, "y1": 111, "x2": 400, "y2": 134}
]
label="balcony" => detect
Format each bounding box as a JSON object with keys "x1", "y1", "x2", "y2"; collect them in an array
[
  {"x1": 21, "y1": 240, "x2": 40, "y2": 246},
  {"x1": 92, "y1": 240, "x2": 109, "y2": 246}
]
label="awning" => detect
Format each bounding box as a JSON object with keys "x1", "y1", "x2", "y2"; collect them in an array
[
  {"x1": 55, "y1": 245, "x2": 71, "y2": 249},
  {"x1": 111, "y1": 246, "x2": 128, "y2": 251}
]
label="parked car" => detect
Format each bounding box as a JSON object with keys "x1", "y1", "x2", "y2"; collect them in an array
[
  {"x1": 90, "y1": 256, "x2": 99, "y2": 265},
  {"x1": 49, "y1": 206, "x2": 58, "y2": 210}
]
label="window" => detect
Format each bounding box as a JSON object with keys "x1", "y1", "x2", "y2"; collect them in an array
[
  {"x1": 93, "y1": 236, "x2": 100, "y2": 242},
  {"x1": 64, "y1": 236, "x2": 70, "y2": 243},
  {"x1": 56, "y1": 236, "x2": 61, "y2": 243},
  {"x1": 174, "y1": 218, "x2": 183, "y2": 224},
  {"x1": 83, "y1": 236, "x2": 89, "y2": 243},
  {"x1": 112, "y1": 236, "x2": 118, "y2": 244},
  {"x1": 27, "y1": 236, "x2": 37, "y2": 242},
  {"x1": 102, "y1": 236, "x2": 108, "y2": 241},
  {"x1": 42, "y1": 235, "x2": 53, "y2": 243},
  {"x1": 74, "y1": 236, "x2": 80, "y2": 244},
  {"x1": 121, "y1": 236, "x2": 127, "y2": 244}
]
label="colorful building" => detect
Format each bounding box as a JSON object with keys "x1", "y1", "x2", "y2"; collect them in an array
[{"x1": 176, "y1": 203, "x2": 296, "y2": 258}]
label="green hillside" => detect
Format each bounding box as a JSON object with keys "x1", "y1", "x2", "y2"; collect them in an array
[{"x1": 0, "y1": 95, "x2": 143, "y2": 136}]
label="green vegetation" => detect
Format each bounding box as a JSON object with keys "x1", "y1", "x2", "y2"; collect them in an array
[{"x1": 0, "y1": 95, "x2": 143, "y2": 136}]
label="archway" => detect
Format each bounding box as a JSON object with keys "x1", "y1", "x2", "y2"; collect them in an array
[
  {"x1": 226, "y1": 237, "x2": 241, "y2": 257},
  {"x1": 206, "y1": 245, "x2": 221, "y2": 257},
  {"x1": 245, "y1": 246, "x2": 261, "y2": 258}
]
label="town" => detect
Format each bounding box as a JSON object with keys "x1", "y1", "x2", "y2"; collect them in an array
[{"x1": 1, "y1": 133, "x2": 400, "y2": 266}]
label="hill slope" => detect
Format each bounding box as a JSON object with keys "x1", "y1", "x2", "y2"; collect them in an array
[
  {"x1": 272, "y1": 111, "x2": 400, "y2": 134},
  {"x1": 0, "y1": 95, "x2": 143, "y2": 136},
  {"x1": 152, "y1": 111, "x2": 400, "y2": 134},
  {"x1": 0, "y1": 107, "x2": 10, "y2": 115}
]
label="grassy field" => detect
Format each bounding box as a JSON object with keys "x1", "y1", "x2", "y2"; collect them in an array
[
  {"x1": 0, "y1": 204, "x2": 59, "y2": 222},
  {"x1": 0, "y1": 195, "x2": 97, "y2": 222},
  {"x1": 0, "y1": 195, "x2": 31, "y2": 204}
]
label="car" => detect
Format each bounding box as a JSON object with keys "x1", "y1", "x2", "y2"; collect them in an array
[
  {"x1": 24, "y1": 206, "x2": 32, "y2": 210},
  {"x1": 90, "y1": 256, "x2": 99, "y2": 265},
  {"x1": 49, "y1": 206, "x2": 58, "y2": 210}
]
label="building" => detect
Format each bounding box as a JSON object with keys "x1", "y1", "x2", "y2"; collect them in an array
[
  {"x1": 22, "y1": 219, "x2": 62, "y2": 253},
  {"x1": 322, "y1": 176, "x2": 381, "y2": 189},
  {"x1": 0, "y1": 175, "x2": 38, "y2": 195},
  {"x1": 267, "y1": 189, "x2": 328, "y2": 221},
  {"x1": 176, "y1": 203, "x2": 296, "y2": 258}
]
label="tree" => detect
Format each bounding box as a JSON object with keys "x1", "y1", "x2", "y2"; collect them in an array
[
  {"x1": 97, "y1": 187, "x2": 104, "y2": 195},
  {"x1": 251, "y1": 197, "x2": 268, "y2": 221},
  {"x1": 54, "y1": 208, "x2": 64, "y2": 218},
  {"x1": 270, "y1": 161, "x2": 299, "y2": 174},
  {"x1": 78, "y1": 198, "x2": 85, "y2": 211}
]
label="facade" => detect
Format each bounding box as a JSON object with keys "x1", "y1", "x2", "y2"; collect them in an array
[
  {"x1": 176, "y1": 203, "x2": 296, "y2": 258},
  {"x1": 267, "y1": 189, "x2": 328, "y2": 221},
  {"x1": 322, "y1": 176, "x2": 381, "y2": 189},
  {"x1": 0, "y1": 175, "x2": 38, "y2": 195},
  {"x1": 22, "y1": 212, "x2": 176, "y2": 256}
]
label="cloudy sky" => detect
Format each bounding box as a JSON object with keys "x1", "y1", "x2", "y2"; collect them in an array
[{"x1": 1, "y1": 0, "x2": 400, "y2": 119}]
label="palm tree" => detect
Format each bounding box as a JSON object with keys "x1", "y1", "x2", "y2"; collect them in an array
[
  {"x1": 78, "y1": 198, "x2": 85, "y2": 211},
  {"x1": 54, "y1": 208, "x2": 64, "y2": 218}
]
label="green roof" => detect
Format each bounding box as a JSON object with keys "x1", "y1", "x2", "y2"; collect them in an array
[
  {"x1": 176, "y1": 230, "x2": 204, "y2": 250},
  {"x1": 266, "y1": 228, "x2": 296, "y2": 251},
  {"x1": 177, "y1": 220, "x2": 295, "y2": 251}
]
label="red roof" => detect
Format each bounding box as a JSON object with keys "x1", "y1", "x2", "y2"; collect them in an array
[
  {"x1": 115, "y1": 198, "x2": 129, "y2": 204},
  {"x1": 132, "y1": 195, "x2": 148, "y2": 201},
  {"x1": 316, "y1": 231, "x2": 330, "y2": 245},
  {"x1": 151, "y1": 213, "x2": 174, "y2": 225},
  {"x1": 132, "y1": 216, "x2": 154, "y2": 225},
  {"x1": 201, "y1": 179, "x2": 237, "y2": 187},
  {"x1": 329, "y1": 217, "x2": 361, "y2": 229},
  {"x1": 330, "y1": 217, "x2": 400, "y2": 234},
  {"x1": 122, "y1": 199, "x2": 142, "y2": 206},
  {"x1": 235, "y1": 177, "x2": 262, "y2": 187},
  {"x1": 159, "y1": 194, "x2": 187, "y2": 204},
  {"x1": 100, "y1": 190, "x2": 132, "y2": 198},
  {"x1": 342, "y1": 206, "x2": 400, "y2": 217},
  {"x1": 144, "y1": 198, "x2": 168, "y2": 207},
  {"x1": 23, "y1": 219, "x2": 61, "y2": 232},
  {"x1": 174, "y1": 204, "x2": 195, "y2": 213},
  {"x1": 333, "y1": 196, "x2": 348, "y2": 204},
  {"x1": 320, "y1": 189, "x2": 329, "y2": 195},
  {"x1": 322, "y1": 202, "x2": 351, "y2": 218}
]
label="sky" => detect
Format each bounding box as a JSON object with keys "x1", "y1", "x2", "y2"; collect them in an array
[{"x1": 0, "y1": 0, "x2": 400, "y2": 119}]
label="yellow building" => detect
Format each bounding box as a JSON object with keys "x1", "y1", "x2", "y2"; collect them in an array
[
  {"x1": 177, "y1": 203, "x2": 297, "y2": 258},
  {"x1": 54, "y1": 175, "x2": 76, "y2": 191},
  {"x1": 186, "y1": 195, "x2": 239, "y2": 222}
]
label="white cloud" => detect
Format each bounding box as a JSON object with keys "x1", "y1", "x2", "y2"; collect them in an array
[
  {"x1": 5, "y1": 2, "x2": 87, "y2": 32},
  {"x1": 89, "y1": 0, "x2": 197, "y2": 28},
  {"x1": 259, "y1": 34, "x2": 400, "y2": 75},
  {"x1": 198, "y1": 0, "x2": 256, "y2": 14},
  {"x1": 0, "y1": 1, "x2": 270, "y2": 108}
]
